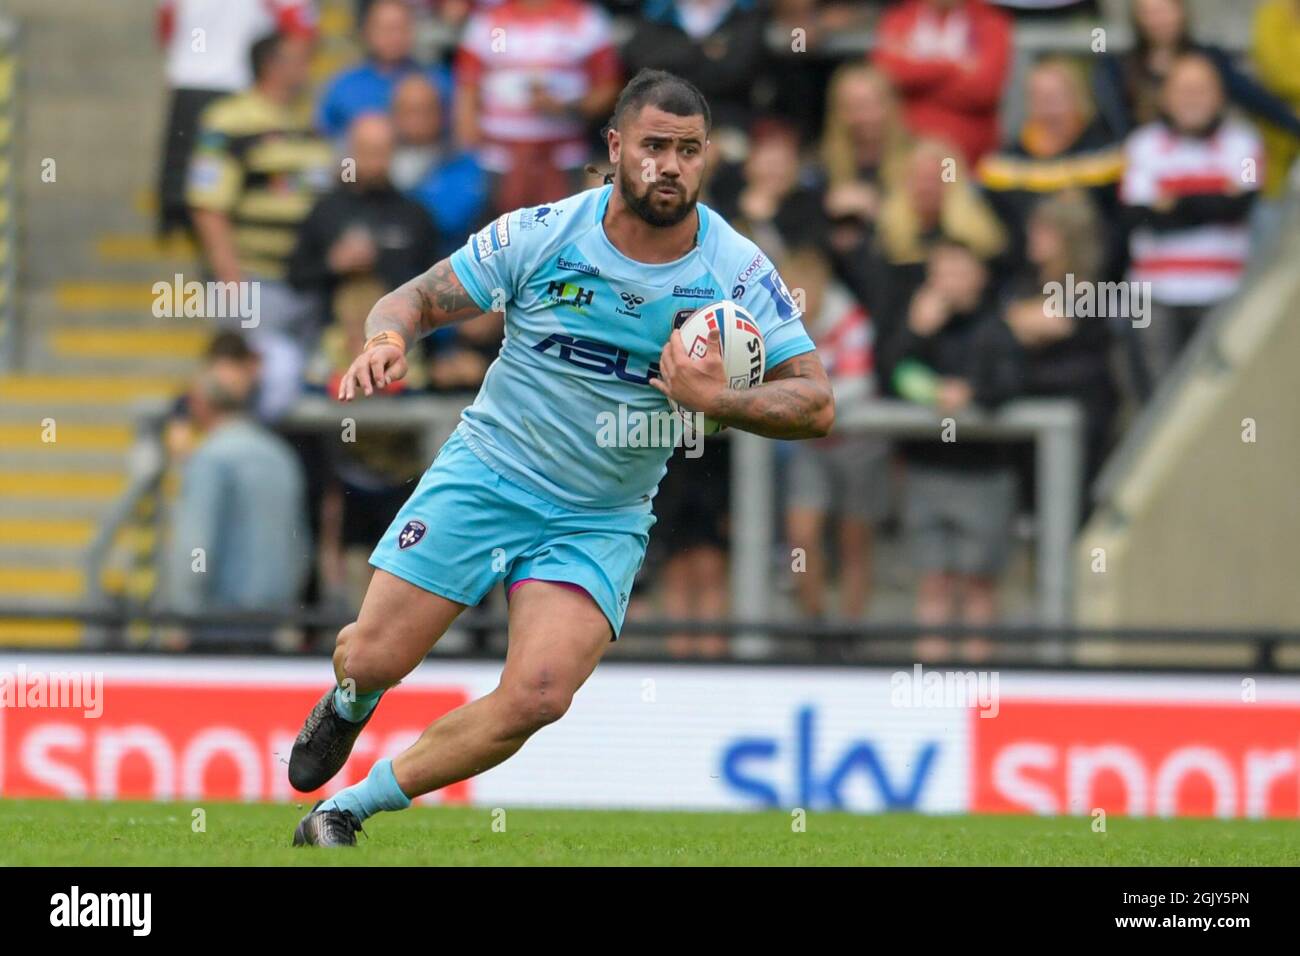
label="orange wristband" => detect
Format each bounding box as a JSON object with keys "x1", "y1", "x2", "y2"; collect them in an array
[{"x1": 363, "y1": 331, "x2": 406, "y2": 354}]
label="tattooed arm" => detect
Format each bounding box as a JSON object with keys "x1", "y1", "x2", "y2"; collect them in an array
[
  {"x1": 338, "y1": 258, "x2": 484, "y2": 401},
  {"x1": 710, "y1": 351, "x2": 835, "y2": 439},
  {"x1": 651, "y1": 329, "x2": 835, "y2": 439}
]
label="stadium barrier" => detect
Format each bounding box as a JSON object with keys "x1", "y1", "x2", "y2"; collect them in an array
[
  {"x1": 2, "y1": 651, "x2": 1296, "y2": 816},
  {"x1": 731, "y1": 398, "x2": 1083, "y2": 642},
  {"x1": 81, "y1": 395, "x2": 1084, "y2": 640},
  {"x1": 5, "y1": 601, "x2": 1300, "y2": 669}
]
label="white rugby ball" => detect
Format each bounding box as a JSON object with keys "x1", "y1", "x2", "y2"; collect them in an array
[{"x1": 668, "y1": 300, "x2": 766, "y2": 436}]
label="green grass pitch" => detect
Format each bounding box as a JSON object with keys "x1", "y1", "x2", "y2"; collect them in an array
[{"x1": 2, "y1": 799, "x2": 1297, "y2": 866}]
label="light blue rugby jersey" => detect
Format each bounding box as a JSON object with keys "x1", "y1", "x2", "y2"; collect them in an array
[{"x1": 448, "y1": 184, "x2": 816, "y2": 510}]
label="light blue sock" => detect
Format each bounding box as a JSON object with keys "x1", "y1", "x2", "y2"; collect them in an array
[
  {"x1": 334, "y1": 685, "x2": 383, "y2": 723},
  {"x1": 317, "y1": 758, "x2": 411, "y2": 822}
]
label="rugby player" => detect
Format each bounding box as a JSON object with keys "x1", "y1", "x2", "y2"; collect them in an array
[{"x1": 290, "y1": 69, "x2": 834, "y2": 846}]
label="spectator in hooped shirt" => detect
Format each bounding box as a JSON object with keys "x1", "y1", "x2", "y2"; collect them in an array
[
  {"x1": 454, "y1": 0, "x2": 621, "y2": 215},
  {"x1": 156, "y1": 0, "x2": 317, "y2": 237},
  {"x1": 316, "y1": 0, "x2": 451, "y2": 141},
  {"x1": 872, "y1": 0, "x2": 1013, "y2": 168},
  {"x1": 187, "y1": 32, "x2": 335, "y2": 421},
  {"x1": 1094, "y1": 0, "x2": 1300, "y2": 146},
  {"x1": 389, "y1": 73, "x2": 490, "y2": 259},
  {"x1": 977, "y1": 57, "x2": 1125, "y2": 279},
  {"x1": 1120, "y1": 53, "x2": 1262, "y2": 396}
]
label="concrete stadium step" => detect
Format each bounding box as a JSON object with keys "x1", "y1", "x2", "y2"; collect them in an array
[
  {"x1": 0, "y1": 374, "x2": 184, "y2": 407},
  {"x1": 0, "y1": 498, "x2": 118, "y2": 521},
  {"x1": 33, "y1": 315, "x2": 218, "y2": 335},
  {"x1": 0, "y1": 469, "x2": 126, "y2": 502},
  {"x1": 0, "y1": 619, "x2": 84, "y2": 647},
  {"x1": 0, "y1": 422, "x2": 133, "y2": 452},
  {"x1": 0, "y1": 564, "x2": 136, "y2": 604},
  {"x1": 0, "y1": 0, "x2": 360, "y2": 653},
  {"x1": 51, "y1": 278, "x2": 275, "y2": 315},
  {"x1": 0, "y1": 406, "x2": 151, "y2": 426},
  {"x1": 53, "y1": 281, "x2": 179, "y2": 313},
  {"x1": 23, "y1": 235, "x2": 193, "y2": 282},
  {"x1": 29, "y1": 356, "x2": 199, "y2": 379},
  {"x1": 45, "y1": 327, "x2": 210, "y2": 361},
  {"x1": 0, "y1": 549, "x2": 86, "y2": 573},
  {"x1": 0, "y1": 527, "x2": 154, "y2": 570},
  {"x1": 0, "y1": 565, "x2": 86, "y2": 601},
  {"x1": 0, "y1": 463, "x2": 132, "y2": 489},
  {"x1": 0, "y1": 517, "x2": 96, "y2": 549},
  {"x1": 95, "y1": 232, "x2": 199, "y2": 267}
]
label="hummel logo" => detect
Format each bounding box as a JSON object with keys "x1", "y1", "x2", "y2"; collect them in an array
[{"x1": 616, "y1": 290, "x2": 645, "y2": 318}]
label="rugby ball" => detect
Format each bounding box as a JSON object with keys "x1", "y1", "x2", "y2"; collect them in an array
[{"x1": 668, "y1": 300, "x2": 765, "y2": 436}]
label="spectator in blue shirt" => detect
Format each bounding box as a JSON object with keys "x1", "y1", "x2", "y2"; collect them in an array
[
  {"x1": 164, "y1": 351, "x2": 311, "y2": 647},
  {"x1": 390, "y1": 73, "x2": 488, "y2": 259},
  {"x1": 316, "y1": 0, "x2": 451, "y2": 141}
]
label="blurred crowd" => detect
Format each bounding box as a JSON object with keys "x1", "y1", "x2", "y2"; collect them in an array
[{"x1": 154, "y1": 0, "x2": 1300, "y2": 652}]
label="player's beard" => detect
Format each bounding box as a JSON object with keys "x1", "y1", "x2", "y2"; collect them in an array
[{"x1": 617, "y1": 161, "x2": 698, "y2": 228}]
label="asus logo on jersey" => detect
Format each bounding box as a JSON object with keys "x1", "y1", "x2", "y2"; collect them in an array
[
  {"x1": 545, "y1": 281, "x2": 595, "y2": 308},
  {"x1": 532, "y1": 333, "x2": 659, "y2": 384}
]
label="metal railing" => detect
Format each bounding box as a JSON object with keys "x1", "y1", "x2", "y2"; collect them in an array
[
  {"x1": 730, "y1": 398, "x2": 1083, "y2": 640},
  {"x1": 274, "y1": 396, "x2": 1085, "y2": 638},
  {"x1": 3, "y1": 600, "x2": 1298, "y2": 670},
  {"x1": 84, "y1": 394, "x2": 1083, "y2": 636}
]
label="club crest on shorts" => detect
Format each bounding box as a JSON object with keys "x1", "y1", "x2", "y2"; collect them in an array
[{"x1": 397, "y1": 520, "x2": 427, "y2": 550}]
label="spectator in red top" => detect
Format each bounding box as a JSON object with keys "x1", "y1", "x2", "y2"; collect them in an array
[
  {"x1": 872, "y1": 0, "x2": 1012, "y2": 167},
  {"x1": 454, "y1": 0, "x2": 621, "y2": 214}
]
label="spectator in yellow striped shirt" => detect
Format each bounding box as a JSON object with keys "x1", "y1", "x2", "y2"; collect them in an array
[{"x1": 187, "y1": 32, "x2": 335, "y2": 420}]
